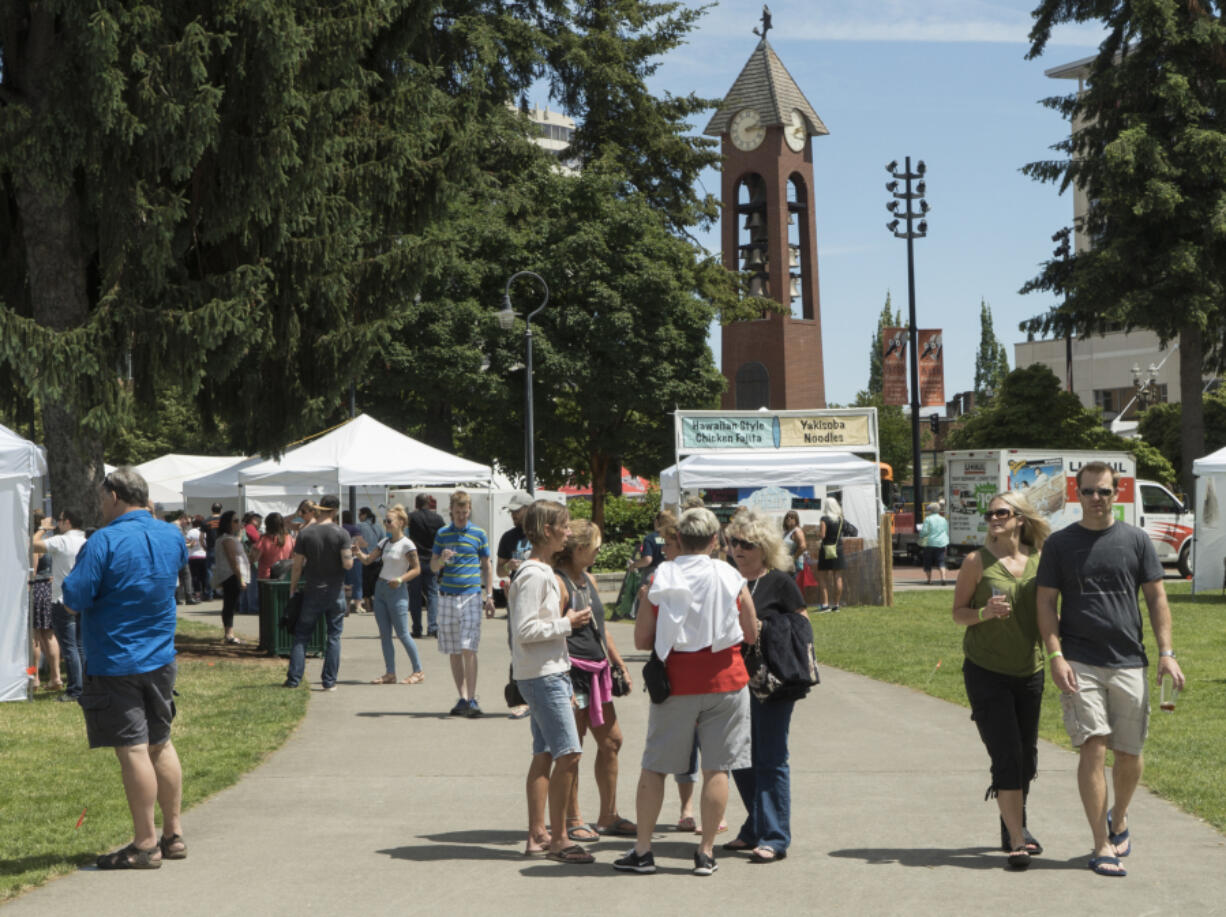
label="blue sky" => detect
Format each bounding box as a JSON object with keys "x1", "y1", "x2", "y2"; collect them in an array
[{"x1": 598, "y1": 1, "x2": 1106, "y2": 407}]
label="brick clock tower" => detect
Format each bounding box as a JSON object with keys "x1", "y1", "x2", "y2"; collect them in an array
[{"x1": 704, "y1": 21, "x2": 829, "y2": 409}]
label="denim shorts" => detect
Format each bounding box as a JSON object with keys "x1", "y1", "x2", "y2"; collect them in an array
[{"x1": 517, "y1": 672, "x2": 582, "y2": 759}]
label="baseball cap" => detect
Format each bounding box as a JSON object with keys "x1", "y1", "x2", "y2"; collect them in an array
[
  {"x1": 313, "y1": 494, "x2": 341, "y2": 512},
  {"x1": 507, "y1": 491, "x2": 533, "y2": 511}
]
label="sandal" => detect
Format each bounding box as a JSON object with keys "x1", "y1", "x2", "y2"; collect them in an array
[
  {"x1": 594, "y1": 816, "x2": 637, "y2": 837},
  {"x1": 1107, "y1": 811, "x2": 1131, "y2": 858},
  {"x1": 546, "y1": 844, "x2": 595, "y2": 864},
  {"x1": 566, "y1": 823, "x2": 600, "y2": 842},
  {"x1": 371, "y1": 673, "x2": 397, "y2": 684},
  {"x1": 1007, "y1": 848, "x2": 1031, "y2": 870},
  {"x1": 401, "y1": 672, "x2": 425, "y2": 685},
  {"x1": 159, "y1": 833, "x2": 187, "y2": 860},
  {"x1": 223, "y1": 635, "x2": 242, "y2": 645},
  {"x1": 96, "y1": 842, "x2": 162, "y2": 870}
]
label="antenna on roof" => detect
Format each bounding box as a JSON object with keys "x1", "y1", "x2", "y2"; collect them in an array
[{"x1": 752, "y1": 5, "x2": 772, "y2": 39}]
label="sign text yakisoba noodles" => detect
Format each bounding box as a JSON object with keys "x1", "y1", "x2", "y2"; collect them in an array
[{"x1": 677, "y1": 411, "x2": 875, "y2": 452}]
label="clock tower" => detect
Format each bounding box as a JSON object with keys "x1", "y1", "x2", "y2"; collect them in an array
[{"x1": 704, "y1": 20, "x2": 829, "y2": 409}]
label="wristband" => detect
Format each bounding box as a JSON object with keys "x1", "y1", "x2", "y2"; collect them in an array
[
  {"x1": 977, "y1": 607, "x2": 984, "y2": 621},
  {"x1": 1047, "y1": 650, "x2": 1064, "y2": 662},
  {"x1": 1159, "y1": 650, "x2": 1176, "y2": 658}
]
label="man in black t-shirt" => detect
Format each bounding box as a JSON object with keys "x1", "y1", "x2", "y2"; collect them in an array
[
  {"x1": 203, "y1": 503, "x2": 224, "y2": 598},
  {"x1": 496, "y1": 491, "x2": 534, "y2": 595},
  {"x1": 285, "y1": 495, "x2": 353, "y2": 691},
  {"x1": 1036, "y1": 462, "x2": 1186, "y2": 877},
  {"x1": 408, "y1": 493, "x2": 445, "y2": 637}
]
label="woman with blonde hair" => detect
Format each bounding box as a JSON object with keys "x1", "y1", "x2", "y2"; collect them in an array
[
  {"x1": 556, "y1": 519, "x2": 636, "y2": 840},
  {"x1": 952, "y1": 490, "x2": 1050, "y2": 870},
  {"x1": 724, "y1": 509, "x2": 808, "y2": 863},
  {"x1": 355, "y1": 504, "x2": 424, "y2": 684}
]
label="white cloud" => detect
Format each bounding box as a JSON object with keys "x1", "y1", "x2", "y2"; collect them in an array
[{"x1": 700, "y1": 0, "x2": 1104, "y2": 47}]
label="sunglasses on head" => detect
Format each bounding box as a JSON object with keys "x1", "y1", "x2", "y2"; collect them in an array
[
  {"x1": 983, "y1": 508, "x2": 1016, "y2": 521},
  {"x1": 728, "y1": 536, "x2": 757, "y2": 550},
  {"x1": 1079, "y1": 487, "x2": 1115, "y2": 498}
]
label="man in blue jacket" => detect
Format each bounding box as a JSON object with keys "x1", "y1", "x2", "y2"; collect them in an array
[{"x1": 62, "y1": 468, "x2": 189, "y2": 869}]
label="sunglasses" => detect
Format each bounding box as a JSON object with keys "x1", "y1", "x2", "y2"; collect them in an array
[
  {"x1": 383, "y1": 518, "x2": 394, "y2": 525},
  {"x1": 728, "y1": 537, "x2": 758, "y2": 550},
  {"x1": 1079, "y1": 487, "x2": 1115, "y2": 498},
  {"x1": 983, "y1": 509, "x2": 1017, "y2": 521}
]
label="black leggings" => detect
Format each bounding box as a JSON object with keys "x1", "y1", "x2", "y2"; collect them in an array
[
  {"x1": 963, "y1": 658, "x2": 1044, "y2": 794},
  {"x1": 188, "y1": 558, "x2": 208, "y2": 597},
  {"x1": 220, "y1": 574, "x2": 241, "y2": 629}
]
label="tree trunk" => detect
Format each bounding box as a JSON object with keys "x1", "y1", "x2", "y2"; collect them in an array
[
  {"x1": 1178, "y1": 322, "x2": 1204, "y2": 499},
  {"x1": 589, "y1": 450, "x2": 608, "y2": 533}
]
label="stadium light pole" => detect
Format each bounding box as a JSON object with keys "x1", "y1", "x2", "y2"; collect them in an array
[{"x1": 497, "y1": 271, "x2": 550, "y2": 495}]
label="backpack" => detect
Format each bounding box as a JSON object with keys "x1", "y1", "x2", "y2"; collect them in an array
[{"x1": 747, "y1": 612, "x2": 820, "y2": 703}]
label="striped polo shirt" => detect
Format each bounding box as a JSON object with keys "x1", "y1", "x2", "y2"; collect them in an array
[{"x1": 433, "y1": 522, "x2": 490, "y2": 595}]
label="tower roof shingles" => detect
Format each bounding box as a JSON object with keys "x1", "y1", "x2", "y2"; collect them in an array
[{"x1": 703, "y1": 39, "x2": 828, "y2": 138}]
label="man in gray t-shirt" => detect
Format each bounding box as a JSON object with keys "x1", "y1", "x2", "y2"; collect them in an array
[
  {"x1": 285, "y1": 495, "x2": 353, "y2": 691},
  {"x1": 1036, "y1": 463, "x2": 1185, "y2": 878}
]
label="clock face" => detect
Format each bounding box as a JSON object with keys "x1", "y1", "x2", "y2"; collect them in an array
[
  {"x1": 785, "y1": 109, "x2": 806, "y2": 153},
  {"x1": 730, "y1": 109, "x2": 765, "y2": 151}
]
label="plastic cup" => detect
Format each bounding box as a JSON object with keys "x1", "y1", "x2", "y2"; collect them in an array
[{"x1": 1160, "y1": 676, "x2": 1179, "y2": 712}]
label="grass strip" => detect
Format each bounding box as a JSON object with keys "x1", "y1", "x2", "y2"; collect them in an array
[
  {"x1": 0, "y1": 616, "x2": 307, "y2": 901},
  {"x1": 812, "y1": 582, "x2": 1226, "y2": 834}
]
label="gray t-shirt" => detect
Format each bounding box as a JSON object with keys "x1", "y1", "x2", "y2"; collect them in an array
[
  {"x1": 1035, "y1": 522, "x2": 1164, "y2": 668},
  {"x1": 294, "y1": 523, "x2": 352, "y2": 597}
]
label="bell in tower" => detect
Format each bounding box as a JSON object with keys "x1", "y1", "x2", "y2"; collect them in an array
[{"x1": 704, "y1": 10, "x2": 828, "y2": 410}]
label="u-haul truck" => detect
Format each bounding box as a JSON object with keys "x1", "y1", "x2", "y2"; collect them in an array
[{"x1": 944, "y1": 450, "x2": 1194, "y2": 575}]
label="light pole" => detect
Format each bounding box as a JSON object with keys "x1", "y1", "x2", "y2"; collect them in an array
[
  {"x1": 497, "y1": 271, "x2": 550, "y2": 495},
  {"x1": 885, "y1": 157, "x2": 929, "y2": 524}
]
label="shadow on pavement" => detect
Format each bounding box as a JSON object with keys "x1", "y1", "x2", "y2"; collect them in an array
[{"x1": 827, "y1": 846, "x2": 1087, "y2": 871}]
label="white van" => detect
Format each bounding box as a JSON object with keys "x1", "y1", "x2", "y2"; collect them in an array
[{"x1": 1137, "y1": 479, "x2": 1195, "y2": 576}]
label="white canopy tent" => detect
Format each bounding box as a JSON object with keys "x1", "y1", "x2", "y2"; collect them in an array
[
  {"x1": 660, "y1": 450, "x2": 881, "y2": 544},
  {"x1": 229, "y1": 414, "x2": 492, "y2": 518},
  {"x1": 1192, "y1": 446, "x2": 1226, "y2": 594},
  {"x1": 1, "y1": 424, "x2": 47, "y2": 702},
  {"x1": 132, "y1": 453, "x2": 246, "y2": 513}
]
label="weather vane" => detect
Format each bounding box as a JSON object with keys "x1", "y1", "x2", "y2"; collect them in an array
[{"x1": 753, "y1": 5, "x2": 772, "y2": 39}]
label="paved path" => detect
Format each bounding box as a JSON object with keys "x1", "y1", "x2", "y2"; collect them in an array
[{"x1": 6, "y1": 607, "x2": 1225, "y2": 915}]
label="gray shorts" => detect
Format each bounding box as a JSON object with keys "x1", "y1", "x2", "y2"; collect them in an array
[
  {"x1": 80, "y1": 662, "x2": 177, "y2": 748},
  {"x1": 641, "y1": 687, "x2": 751, "y2": 774},
  {"x1": 1060, "y1": 660, "x2": 1149, "y2": 756}
]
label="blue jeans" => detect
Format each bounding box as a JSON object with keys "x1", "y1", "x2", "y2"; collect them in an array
[
  {"x1": 373, "y1": 579, "x2": 422, "y2": 675},
  {"x1": 732, "y1": 694, "x2": 795, "y2": 854},
  {"x1": 244, "y1": 579, "x2": 260, "y2": 615},
  {"x1": 286, "y1": 590, "x2": 345, "y2": 688},
  {"x1": 409, "y1": 561, "x2": 439, "y2": 635},
  {"x1": 517, "y1": 672, "x2": 582, "y2": 758},
  {"x1": 51, "y1": 602, "x2": 85, "y2": 697}
]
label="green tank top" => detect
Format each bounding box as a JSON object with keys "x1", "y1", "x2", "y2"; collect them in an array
[{"x1": 962, "y1": 546, "x2": 1043, "y2": 678}]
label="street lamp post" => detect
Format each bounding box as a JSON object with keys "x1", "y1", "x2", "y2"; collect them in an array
[
  {"x1": 497, "y1": 271, "x2": 550, "y2": 495},
  {"x1": 885, "y1": 156, "x2": 929, "y2": 524}
]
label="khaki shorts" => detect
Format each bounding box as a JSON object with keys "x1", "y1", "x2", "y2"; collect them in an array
[{"x1": 1060, "y1": 660, "x2": 1149, "y2": 756}]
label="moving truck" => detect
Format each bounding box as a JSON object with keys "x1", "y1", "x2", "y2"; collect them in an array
[{"x1": 944, "y1": 450, "x2": 1194, "y2": 576}]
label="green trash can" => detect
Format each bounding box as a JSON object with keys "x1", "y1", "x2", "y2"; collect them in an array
[{"x1": 259, "y1": 579, "x2": 325, "y2": 658}]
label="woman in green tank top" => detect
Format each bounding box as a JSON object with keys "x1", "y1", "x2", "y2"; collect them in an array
[{"x1": 952, "y1": 491, "x2": 1050, "y2": 870}]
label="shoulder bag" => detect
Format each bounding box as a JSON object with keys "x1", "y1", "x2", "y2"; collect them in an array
[{"x1": 822, "y1": 517, "x2": 844, "y2": 561}]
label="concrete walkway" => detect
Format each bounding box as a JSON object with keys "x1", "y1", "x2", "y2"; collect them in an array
[{"x1": 6, "y1": 607, "x2": 1225, "y2": 915}]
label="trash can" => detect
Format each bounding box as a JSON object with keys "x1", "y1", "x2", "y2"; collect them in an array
[{"x1": 259, "y1": 579, "x2": 325, "y2": 658}]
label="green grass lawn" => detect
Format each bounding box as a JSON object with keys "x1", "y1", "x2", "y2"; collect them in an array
[
  {"x1": 0, "y1": 617, "x2": 307, "y2": 901},
  {"x1": 812, "y1": 582, "x2": 1226, "y2": 834}
]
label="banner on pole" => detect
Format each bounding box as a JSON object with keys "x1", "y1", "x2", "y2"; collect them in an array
[
  {"x1": 882, "y1": 326, "x2": 908, "y2": 406},
  {"x1": 917, "y1": 329, "x2": 945, "y2": 407}
]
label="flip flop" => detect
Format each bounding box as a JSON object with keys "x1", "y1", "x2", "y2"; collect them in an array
[
  {"x1": 1107, "y1": 812, "x2": 1131, "y2": 857},
  {"x1": 523, "y1": 846, "x2": 549, "y2": 857},
  {"x1": 1088, "y1": 855, "x2": 1126, "y2": 877},
  {"x1": 509, "y1": 706, "x2": 530, "y2": 719},
  {"x1": 594, "y1": 817, "x2": 637, "y2": 837},
  {"x1": 750, "y1": 846, "x2": 786, "y2": 863},
  {"x1": 546, "y1": 844, "x2": 594, "y2": 864},
  {"x1": 567, "y1": 823, "x2": 600, "y2": 842},
  {"x1": 676, "y1": 816, "x2": 696, "y2": 832}
]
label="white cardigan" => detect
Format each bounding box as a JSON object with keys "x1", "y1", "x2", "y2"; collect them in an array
[{"x1": 508, "y1": 560, "x2": 573, "y2": 681}]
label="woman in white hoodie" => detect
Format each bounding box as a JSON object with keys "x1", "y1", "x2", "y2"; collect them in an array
[
  {"x1": 612, "y1": 508, "x2": 758, "y2": 878},
  {"x1": 509, "y1": 500, "x2": 594, "y2": 865}
]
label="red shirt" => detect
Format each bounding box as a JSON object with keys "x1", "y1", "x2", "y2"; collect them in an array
[{"x1": 649, "y1": 605, "x2": 748, "y2": 695}]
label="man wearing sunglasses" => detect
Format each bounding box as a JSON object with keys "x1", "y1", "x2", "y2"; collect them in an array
[{"x1": 1035, "y1": 461, "x2": 1185, "y2": 878}]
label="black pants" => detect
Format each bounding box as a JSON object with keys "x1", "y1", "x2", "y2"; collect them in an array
[
  {"x1": 963, "y1": 658, "x2": 1044, "y2": 794},
  {"x1": 188, "y1": 558, "x2": 208, "y2": 597},
  {"x1": 221, "y1": 575, "x2": 241, "y2": 629}
]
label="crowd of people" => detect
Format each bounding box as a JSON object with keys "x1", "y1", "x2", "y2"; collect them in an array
[{"x1": 26, "y1": 460, "x2": 1184, "y2": 880}]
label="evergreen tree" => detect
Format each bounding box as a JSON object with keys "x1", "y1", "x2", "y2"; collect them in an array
[
  {"x1": 973, "y1": 299, "x2": 1010, "y2": 402},
  {"x1": 0, "y1": 1, "x2": 561, "y2": 520},
  {"x1": 1023, "y1": 0, "x2": 1226, "y2": 493},
  {"x1": 867, "y1": 292, "x2": 901, "y2": 397},
  {"x1": 857, "y1": 292, "x2": 909, "y2": 482}
]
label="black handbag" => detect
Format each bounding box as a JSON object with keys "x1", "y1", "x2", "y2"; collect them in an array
[
  {"x1": 280, "y1": 590, "x2": 304, "y2": 633},
  {"x1": 642, "y1": 651, "x2": 670, "y2": 704},
  {"x1": 610, "y1": 663, "x2": 631, "y2": 697},
  {"x1": 505, "y1": 665, "x2": 527, "y2": 708}
]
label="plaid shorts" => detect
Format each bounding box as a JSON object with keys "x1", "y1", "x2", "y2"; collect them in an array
[{"x1": 437, "y1": 592, "x2": 482, "y2": 654}]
